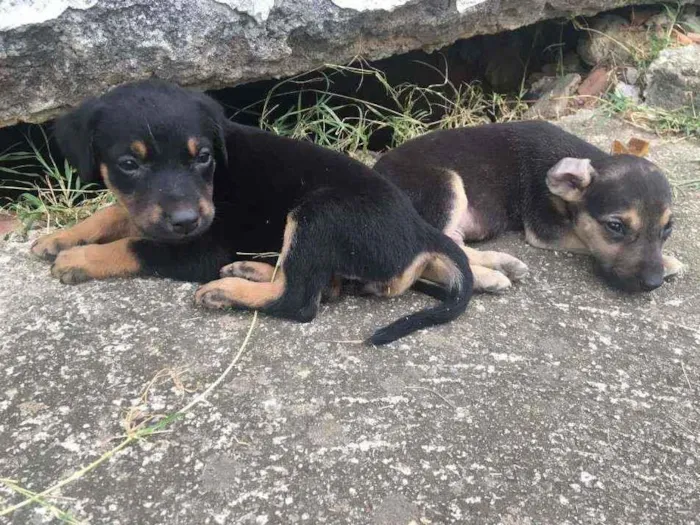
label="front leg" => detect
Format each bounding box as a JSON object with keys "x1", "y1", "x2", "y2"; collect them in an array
[
  {"x1": 50, "y1": 233, "x2": 234, "y2": 285},
  {"x1": 32, "y1": 205, "x2": 138, "y2": 261},
  {"x1": 51, "y1": 238, "x2": 142, "y2": 284},
  {"x1": 663, "y1": 254, "x2": 685, "y2": 278},
  {"x1": 524, "y1": 227, "x2": 589, "y2": 254}
]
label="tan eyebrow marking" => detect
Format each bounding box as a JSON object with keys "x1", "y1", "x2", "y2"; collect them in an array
[
  {"x1": 187, "y1": 137, "x2": 199, "y2": 157},
  {"x1": 659, "y1": 208, "x2": 672, "y2": 227},
  {"x1": 619, "y1": 208, "x2": 642, "y2": 231},
  {"x1": 130, "y1": 141, "x2": 147, "y2": 159}
]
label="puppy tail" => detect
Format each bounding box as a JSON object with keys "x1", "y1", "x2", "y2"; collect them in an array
[{"x1": 367, "y1": 233, "x2": 473, "y2": 346}]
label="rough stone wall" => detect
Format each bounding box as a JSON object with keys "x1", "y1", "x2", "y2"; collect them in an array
[{"x1": 0, "y1": 0, "x2": 698, "y2": 127}]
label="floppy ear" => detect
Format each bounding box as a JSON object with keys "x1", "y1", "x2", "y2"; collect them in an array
[
  {"x1": 54, "y1": 97, "x2": 104, "y2": 182},
  {"x1": 546, "y1": 157, "x2": 595, "y2": 202},
  {"x1": 193, "y1": 92, "x2": 228, "y2": 166}
]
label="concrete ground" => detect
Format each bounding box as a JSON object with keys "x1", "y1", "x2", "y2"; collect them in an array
[{"x1": 1, "y1": 112, "x2": 699, "y2": 524}]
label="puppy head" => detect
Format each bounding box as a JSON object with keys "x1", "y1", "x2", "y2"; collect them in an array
[
  {"x1": 547, "y1": 155, "x2": 673, "y2": 292},
  {"x1": 54, "y1": 80, "x2": 227, "y2": 242}
]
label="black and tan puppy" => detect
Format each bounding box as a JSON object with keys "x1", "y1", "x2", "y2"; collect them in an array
[
  {"x1": 374, "y1": 121, "x2": 683, "y2": 292},
  {"x1": 30, "y1": 80, "x2": 474, "y2": 345}
]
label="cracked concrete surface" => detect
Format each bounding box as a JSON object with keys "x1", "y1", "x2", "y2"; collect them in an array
[{"x1": 1, "y1": 112, "x2": 699, "y2": 524}]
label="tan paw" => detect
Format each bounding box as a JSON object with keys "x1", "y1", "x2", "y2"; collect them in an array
[
  {"x1": 195, "y1": 278, "x2": 239, "y2": 309},
  {"x1": 663, "y1": 254, "x2": 685, "y2": 279},
  {"x1": 32, "y1": 231, "x2": 83, "y2": 261},
  {"x1": 480, "y1": 251, "x2": 528, "y2": 281},
  {"x1": 472, "y1": 265, "x2": 512, "y2": 294},
  {"x1": 50, "y1": 246, "x2": 95, "y2": 284},
  {"x1": 220, "y1": 261, "x2": 275, "y2": 282},
  {"x1": 464, "y1": 247, "x2": 528, "y2": 282}
]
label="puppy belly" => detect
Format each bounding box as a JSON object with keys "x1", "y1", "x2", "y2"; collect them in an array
[
  {"x1": 441, "y1": 174, "x2": 489, "y2": 243},
  {"x1": 454, "y1": 207, "x2": 488, "y2": 242}
]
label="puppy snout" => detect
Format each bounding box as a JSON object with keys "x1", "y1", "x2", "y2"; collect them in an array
[
  {"x1": 167, "y1": 207, "x2": 200, "y2": 235},
  {"x1": 640, "y1": 273, "x2": 664, "y2": 291}
]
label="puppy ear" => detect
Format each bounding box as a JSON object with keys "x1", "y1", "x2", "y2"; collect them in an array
[
  {"x1": 611, "y1": 140, "x2": 629, "y2": 155},
  {"x1": 610, "y1": 137, "x2": 650, "y2": 157},
  {"x1": 626, "y1": 137, "x2": 650, "y2": 158},
  {"x1": 546, "y1": 157, "x2": 595, "y2": 202},
  {"x1": 54, "y1": 97, "x2": 104, "y2": 182},
  {"x1": 193, "y1": 92, "x2": 228, "y2": 166}
]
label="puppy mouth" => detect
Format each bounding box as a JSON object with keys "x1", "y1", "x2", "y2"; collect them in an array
[
  {"x1": 137, "y1": 215, "x2": 214, "y2": 243},
  {"x1": 595, "y1": 264, "x2": 663, "y2": 293}
]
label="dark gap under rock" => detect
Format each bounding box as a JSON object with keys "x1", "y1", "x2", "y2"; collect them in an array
[{"x1": 0, "y1": 2, "x2": 677, "y2": 203}]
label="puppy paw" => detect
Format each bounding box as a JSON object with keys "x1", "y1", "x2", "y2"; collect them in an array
[
  {"x1": 196, "y1": 277, "x2": 281, "y2": 310},
  {"x1": 663, "y1": 254, "x2": 685, "y2": 279},
  {"x1": 483, "y1": 251, "x2": 529, "y2": 281},
  {"x1": 195, "y1": 278, "x2": 238, "y2": 310},
  {"x1": 50, "y1": 246, "x2": 95, "y2": 284},
  {"x1": 472, "y1": 265, "x2": 512, "y2": 294},
  {"x1": 32, "y1": 232, "x2": 82, "y2": 261},
  {"x1": 220, "y1": 261, "x2": 275, "y2": 282},
  {"x1": 321, "y1": 277, "x2": 343, "y2": 303}
]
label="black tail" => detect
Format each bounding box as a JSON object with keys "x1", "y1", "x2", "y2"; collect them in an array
[
  {"x1": 367, "y1": 233, "x2": 473, "y2": 346},
  {"x1": 411, "y1": 279, "x2": 451, "y2": 301}
]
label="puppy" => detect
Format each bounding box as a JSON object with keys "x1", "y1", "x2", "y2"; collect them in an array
[
  {"x1": 31, "y1": 80, "x2": 474, "y2": 345},
  {"x1": 373, "y1": 121, "x2": 683, "y2": 292}
]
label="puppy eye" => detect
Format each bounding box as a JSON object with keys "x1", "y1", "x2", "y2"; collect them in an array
[
  {"x1": 605, "y1": 220, "x2": 626, "y2": 236},
  {"x1": 195, "y1": 149, "x2": 212, "y2": 164},
  {"x1": 662, "y1": 221, "x2": 673, "y2": 239},
  {"x1": 118, "y1": 158, "x2": 140, "y2": 173}
]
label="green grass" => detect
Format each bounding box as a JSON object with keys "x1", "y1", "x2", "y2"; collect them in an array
[
  {"x1": 0, "y1": 130, "x2": 112, "y2": 231},
  {"x1": 603, "y1": 90, "x2": 700, "y2": 138},
  {"x1": 602, "y1": 89, "x2": 700, "y2": 192},
  {"x1": 252, "y1": 60, "x2": 527, "y2": 160},
  {"x1": 0, "y1": 479, "x2": 84, "y2": 524},
  {"x1": 571, "y1": 2, "x2": 686, "y2": 71},
  {"x1": 1, "y1": 52, "x2": 698, "y2": 233}
]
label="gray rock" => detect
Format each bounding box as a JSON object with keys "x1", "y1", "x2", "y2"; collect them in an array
[
  {"x1": 1, "y1": 0, "x2": 698, "y2": 128},
  {"x1": 622, "y1": 66, "x2": 640, "y2": 86},
  {"x1": 615, "y1": 82, "x2": 641, "y2": 104},
  {"x1": 646, "y1": 45, "x2": 700, "y2": 112},
  {"x1": 525, "y1": 73, "x2": 581, "y2": 119},
  {"x1": 576, "y1": 13, "x2": 658, "y2": 67},
  {"x1": 529, "y1": 75, "x2": 559, "y2": 96},
  {"x1": 679, "y1": 5, "x2": 700, "y2": 33}
]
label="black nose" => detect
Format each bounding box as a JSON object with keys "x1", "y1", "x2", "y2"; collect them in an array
[
  {"x1": 640, "y1": 274, "x2": 664, "y2": 291},
  {"x1": 168, "y1": 208, "x2": 200, "y2": 235}
]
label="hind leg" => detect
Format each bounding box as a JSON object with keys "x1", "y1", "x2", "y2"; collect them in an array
[
  {"x1": 422, "y1": 256, "x2": 512, "y2": 294},
  {"x1": 221, "y1": 259, "x2": 343, "y2": 304},
  {"x1": 422, "y1": 241, "x2": 527, "y2": 294},
  {"x1": 195, "y1": 260, "x2": 287, "y2": 313},
  {"x1": 462, "y1": 246, "x2": 528, "y2": 283},
  {"x1": 220, "y1": 260, "x2": 277, "y2": 282},
  {"x1": 436, "y1": 172, "x2": 527, "y2": 292},
  {"x1": 361, "y1": 253, "x2": 433, "y2": 298},
  {"x1": 195, "y1": 214, "x2": 327, "y2": 322}
]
